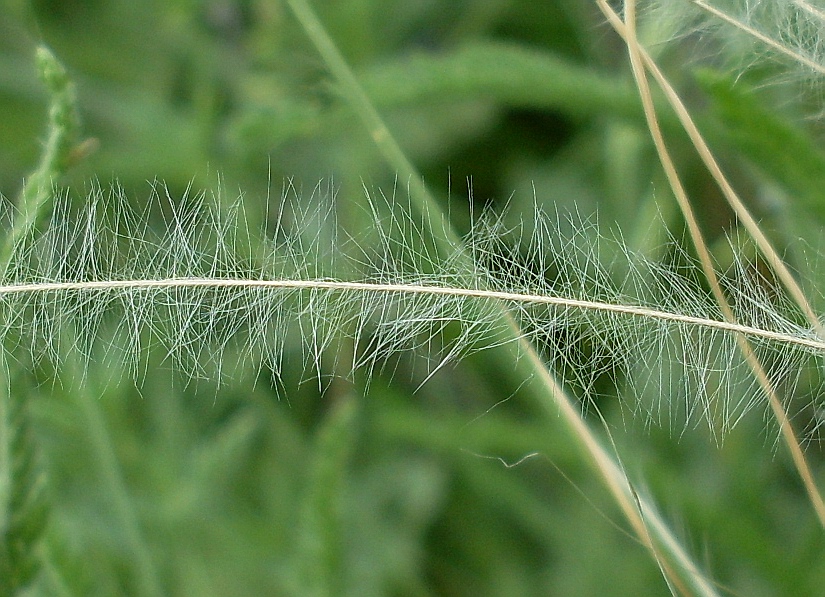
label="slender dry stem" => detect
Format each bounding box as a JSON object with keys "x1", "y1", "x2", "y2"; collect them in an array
[{"x1": 599, "y1": 0, "x2": 825, "y2": 527}]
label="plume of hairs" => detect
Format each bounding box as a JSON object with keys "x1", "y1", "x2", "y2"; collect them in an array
[{"x1": 4, "y1": 180, "x2": 822, "y2": 439}]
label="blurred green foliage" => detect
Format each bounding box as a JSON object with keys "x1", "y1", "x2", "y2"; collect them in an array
[{"x1": 0, "y1": 1, "x2": 824, "y2": 596}]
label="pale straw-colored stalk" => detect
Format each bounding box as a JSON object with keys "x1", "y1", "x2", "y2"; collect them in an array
[{"x1": 596, "y1": 0, "x2": 825, "y2": 525}]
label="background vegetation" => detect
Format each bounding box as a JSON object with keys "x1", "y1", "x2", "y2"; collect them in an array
[{"x1": 0, "y1": 0, "x2": 824, "y2": 595}]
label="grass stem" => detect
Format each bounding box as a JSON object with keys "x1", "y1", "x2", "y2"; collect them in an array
[{"x1": 285, "y1": 1, "x2": 720, "y2": 592}]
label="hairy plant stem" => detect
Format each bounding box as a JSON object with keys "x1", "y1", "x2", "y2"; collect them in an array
[
  {"x1": 1, "y1": 276, "x2": 821, "y2": 353},
  {"x1": 285, "y1": 0, "x2": 719, "y2": 593}
]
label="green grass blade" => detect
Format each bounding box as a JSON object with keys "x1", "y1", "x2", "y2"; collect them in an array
[{"x1": 284, "y1": 2, "x2": 720, "y2": 594}]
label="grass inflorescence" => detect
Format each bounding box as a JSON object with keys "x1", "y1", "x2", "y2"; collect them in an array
[{"x1": 1, "y1": 1, "x2": 825, "y2": 595}]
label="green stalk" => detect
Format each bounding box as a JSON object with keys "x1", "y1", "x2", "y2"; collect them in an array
[
  {"x1": 284, "y1": 0, "x2": 460, "y2": 253},
  {"x1": 1, "y1": 46, "x2": 162, "y2": 597},
  {"x1": 0, "y1": 45, "x2": 79, "y2": 596},
  {"x1": 284, "y1": 1, "x2": 719, "y2": 594},
  {"x1": 1, "y1": 47, "x2": 80, "y2": 279}
]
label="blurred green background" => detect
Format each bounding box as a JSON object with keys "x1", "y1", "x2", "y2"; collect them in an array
[{"x1": 1, "y1": 1, "x2": 824, "y2": 595}]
